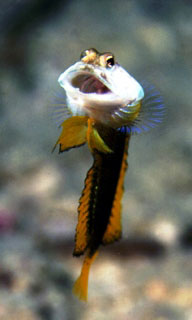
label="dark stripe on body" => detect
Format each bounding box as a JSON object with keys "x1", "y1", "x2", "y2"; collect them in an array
[{"x1": 73, "y1": 124, "x2": 130, "y2": 257}]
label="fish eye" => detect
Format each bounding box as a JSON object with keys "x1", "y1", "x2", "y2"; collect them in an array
[
  {"x1": 80, "y1": 50, "x2": 88, "y2": 60},
  {"x1": 106, "y1": 56, "x2": 115, "y2": 68},
  {"x1": 80, "y1": 48, "x2": 98, "y2": 62},
  {"x1": 99, "y1": 53, "x2": 115, "y2": 68}
]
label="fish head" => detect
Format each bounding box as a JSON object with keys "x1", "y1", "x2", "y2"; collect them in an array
[{"x1": 58, "y1": 48, "x2": 144, "y2": 128}]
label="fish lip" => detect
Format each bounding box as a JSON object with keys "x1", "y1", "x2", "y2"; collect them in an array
[
  {"x1": 71, "y1": 72, "x2": 112, "y2": 95},
  {"x1": 58, "y1": 62, "x2": 116, "y2": 97},
  {"x1": 58, "y1": 61, "x2": 144, "y2": 105}
]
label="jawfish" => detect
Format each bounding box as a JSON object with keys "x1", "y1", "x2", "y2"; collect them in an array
[{"x1": 53, "y1": 48, "x2": 164, "y2": 301}]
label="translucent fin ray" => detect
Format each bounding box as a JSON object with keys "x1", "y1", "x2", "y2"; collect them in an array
[
  {"x1": 117, "y1": 81, "x2": 165, "y2": 135},
  {"x1": 48, "y1": 89, "x2": 72, "y2": 127}
]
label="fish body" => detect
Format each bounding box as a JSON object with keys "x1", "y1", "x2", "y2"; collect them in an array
[{"x1": 53, "y1": 48, "x2": 164, "y2": 300}]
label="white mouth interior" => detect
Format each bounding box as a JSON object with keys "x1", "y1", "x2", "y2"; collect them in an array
[{"x1": 71, "y1": 74, "x2": 111, "y2": 94}]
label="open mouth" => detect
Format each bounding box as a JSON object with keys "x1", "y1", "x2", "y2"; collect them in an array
[{"x1": 71, "y1": 74, "x2": 110, "y2": 94}]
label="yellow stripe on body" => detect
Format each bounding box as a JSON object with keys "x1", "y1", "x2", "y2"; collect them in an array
[{"x1": 73, "y1": 165, "x2": 97, "y2": 256}]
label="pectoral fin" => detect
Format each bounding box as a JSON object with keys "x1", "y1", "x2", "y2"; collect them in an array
[
  {"x1": 87, "y1": 118, "x2": 113, "y2": 153},
  {"x1": 52, "y1": 116, "x2": 88, "y2": 152}
]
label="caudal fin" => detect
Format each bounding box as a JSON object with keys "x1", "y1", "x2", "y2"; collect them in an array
[{"x1": 72, "y1": 251, "x2": 98, "y2": 301}]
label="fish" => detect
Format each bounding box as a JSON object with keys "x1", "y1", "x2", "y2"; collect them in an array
[{"x1": 52, "y1": 48, "x2": 165, "y2": 301}]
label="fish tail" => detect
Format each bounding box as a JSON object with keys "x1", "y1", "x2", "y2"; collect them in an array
[{"x1": 72, "y1": 250, "x2": 98, "y2": 301}]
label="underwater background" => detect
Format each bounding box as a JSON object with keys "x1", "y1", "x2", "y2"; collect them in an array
[{"x1": 1, "y1": 0, "x2": 192, "y2": 319}]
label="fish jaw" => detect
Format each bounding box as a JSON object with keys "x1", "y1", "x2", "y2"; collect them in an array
[{"x1": 58, "y1": 61, "x2": 144, "y2": 128}]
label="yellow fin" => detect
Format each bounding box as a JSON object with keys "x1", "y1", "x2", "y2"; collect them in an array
[
  {"x1": 87, "y1": 118, "x2": 112, "y2": 153},
  {"x1": 102, "y1": 137, "x2": 129, "y2": 244},
  {"x1": 52, "y1": 116, "x2": 88, "y2": 152},
  {"x1": 73, "y1": 165, "x2": 95, "y2": 256},
  {"x1": 72, "y1": 251, "x2": 98, "y2": 301}
]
